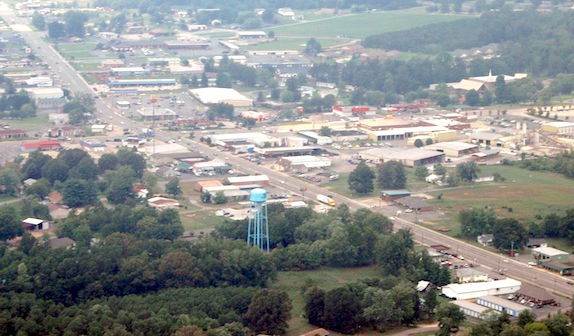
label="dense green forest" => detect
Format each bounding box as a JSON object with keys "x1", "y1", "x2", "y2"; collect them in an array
[{"x1": 363, "y1": 10, "x2": 574, "y2": 77}]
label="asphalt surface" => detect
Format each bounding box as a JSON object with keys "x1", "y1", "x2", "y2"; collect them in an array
[{"x1": 2, "y1": 1, "x2": 572, "y2": 299}]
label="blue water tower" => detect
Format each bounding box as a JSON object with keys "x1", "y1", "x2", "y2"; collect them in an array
[{"x1": 247, "y1": 188, "x2": 270, "y2": 252}]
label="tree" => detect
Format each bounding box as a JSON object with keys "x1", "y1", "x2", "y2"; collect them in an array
[
  {"x1": 246, "y1": 289, "x2": 292, "y2": 335},
  {"x1": 426, "y1": 138, "x2": 434, "y2": 145},
  {"x1": 436, "y1": 302, "x2": 465, "y2": 336},
  {"x1": 492, "y1": 218, "x2": 528, "y2": 251},
  {"x1": 459, "y1": 207, "x2": 496, "y2": 238},
  {"x1": 63, "y1": 11, "x2": 88, "y2": 37},
  {"x1": 0, "y1": 206, "x2": 22, "y2": 240},
  {"x1": 496, "y1": 75, "x2": 510, "y2": 104},
  {"x1": 216, "y1": 71, "x2": 232, "y2": 88},
  {"x1": 465, "y1": 89, "x2": 481, "y2": 106},
  {"x1": 25, "y1": 178, "x2": 50, "y2": 199},
  {"x1": 434, "y1": 164, "x2": 447, "y2": 176},
  {"x1": 165, "y1": 178, "x2": 181, "y2": 197},
  {"x1": 524, "y1": 322, "x2": 550, "y2": 336},
  {"x1": 200, "y1": 191, "x2": 211, "y2": 203},
  {"x1": 456, "y1": 161, "x2": 480, "y2": 182},
  {"x1": 422, "y1": 288, "x2": 438, "y2": 319},
  {"x1": 22, "y1": 151, "x2": 51, "y2": 180},
  {"x1": 32, "y1": 12, "x2": 45, "y2": 30},
  {"x1": 0, "y1": 168, "x2": 19, "y2": 196},
  {"x1": 201, "y1": 72, "x2": 208, "y2": 87},
  {"x1": 62, "y1": 178, "x2": 97, "y2": 208},
  {"x1": 319, "y1": 126, "x2": 332, "y2": 136},
  {"x1": 323, "y1": 287, "x2": 362, "y2": 334},
  {"x1": 348, "y1": 162, "x2": 375, "y2": 194},
  {"x1": 304, "y1": 286, "x2": 325, "y2": 326},
  {"x1": 377, "y1": 161, "x2": 407, "y2": 189},
  {"x1": 414, "y1": 139, "x2": 424, "y2": 148},
  {"x1": 305, "y1": 38, "x2": 322, "y2": 56},
  {"x1": 98, "y1": 154, "x2": 118, "y2": 173},
  {"x1": 518, "y1": 310, "x2": 536, "y2": 327},
  {"x1": 415, "y1": 166, "x2": 428, "y2": 181},
  {"x1": 543, "y1": 313, "x2": 570, "y2": 336},
  {"x1": 106, "y1": 167, "x2": 136, "y2": 204},
  {"x1": 117, "y1": 149, "x2": 146, "y2": 178},
  {"x1": 48, "y1": 22, "x2": 66, "y2": 39},
  {"x1": 501, "y1": 324, "x2": 526, "y2": 336},
  {"x1": 214, "y1": 191, "x2": 227, "y2": 204}
]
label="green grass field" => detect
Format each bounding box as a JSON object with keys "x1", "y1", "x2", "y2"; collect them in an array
[
  {"x1": 57, "y1": 42, "x2": 98, "y2": 59},
  {"x1": 270, "y1": 266, "x2": 381, "y2": 336},
  {"x1": 325, "y1": 167, "x2": 429, "y2": 199},
  {"x1": 179, "y1": 209, "x2": 224, "y2": 232},
  {"x1": 4, "y1": 115, "x2": 49, "y2": 128},
  {"x1": 269, "y1": 10, "x2": 467, "y2": 40},
  {"x1": 245, "y1": 37, "x2": 345, "y2": 51},
  {"x1": 426, "y1": 165, "x2": 574, "y2": 236}
]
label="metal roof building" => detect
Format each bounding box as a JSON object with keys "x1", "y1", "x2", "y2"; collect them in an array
[
  {"x1": 189, "y1": 88, "x2": 253, "y2": 107},
  {"x1": 441, "y1": 278, "x2": 521, "y2": 300}
]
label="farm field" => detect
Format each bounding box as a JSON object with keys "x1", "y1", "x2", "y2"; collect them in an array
[
  {"x1": 269, "y1": 10, "x2": 468, "y2": 40},
  {"x1": 426, "y1": 165, "x2": 574, "y2": 236}
]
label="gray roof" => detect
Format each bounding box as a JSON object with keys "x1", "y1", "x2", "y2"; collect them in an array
[{"x1": 394, "y1": 196, "x2": 430, "y2": 210}]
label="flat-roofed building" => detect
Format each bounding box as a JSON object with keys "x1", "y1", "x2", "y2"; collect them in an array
[
  {"x1": 236, "y1": 31, "x2": 267, "y2": 39},
  {"x1": 137, "y1": 107, "x2": 178, "y2": 121},
  {"x1": 255, "y1": 146, "x2": 321, "y2": 158},
  {"x1": 541, "y1": 121, "x2": 574, "y2": 135},
  {"x1": 110, "y1": 67, "x2": 149, "y2": 76},
  {"x1": 108, "y1": 78, "x2": 176, "y2": 88},
  {"x1": 471, "y1": 132, "x2": 503, "y2": 146},
  {"x1": 441, "y1": 278, "x2": 521, "y2": 300},
  {"x1": 226, "y1": 175, "x2": 270, "y2": 186},
  {"x1": 452, "y1": 300, "x2": 497, "y2": 320},
  {"x1": 279, "y1": 155, "x2": 331, "y2": 171},
  {"x1": 189, "y1": 87, "x2": 253, "y2": 108},
  {"x1": 532, "y1": 246, "x2": 569, "y2": 263},
  {"x1": 425, "y1": 141, "x2": 479, "y2": 157},
  {"x1": 360, "y1": 148, "x2": 445, "y2": 167},
  {"x1": 476, "y1": 296, "x2": 530, "y2": 317},
  {"x1": 457, "y1": 268, "x2": 489, "y2": 283}
]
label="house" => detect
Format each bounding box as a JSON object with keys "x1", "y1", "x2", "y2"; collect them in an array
[
  {"x1": 46, "y1": 237, "x2": 76, "y2": 249},
  {"x1": 23, "y1": 178, "x2": 37, "y2": 187},
  {"x1": 47, "y1": 191, "x2": 63, "y2": 204},
  {"x1": 133, "y1": 184, "x2": 149, "y2": 198},
  {"x1": 148, "y1": 196, "x2": 181, "y2": 210},
  {"x1": 48, "y1": 204, "x2": 70, "y2": 220},
  {"x1": 416, "y1": 280, "x2": 431, "y2": 292},
  {"x1": 477, "y1": 234, "x2": 494, "y2": 247},
  {"x1": 22, "y1": 218, "x2": 49, "y2": 231}
]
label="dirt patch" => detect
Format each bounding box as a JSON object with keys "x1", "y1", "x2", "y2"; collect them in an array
[{"x1": 315, "y1": 8, "x2": 336, "y2": 15}]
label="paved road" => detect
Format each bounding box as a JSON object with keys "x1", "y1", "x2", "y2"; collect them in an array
[{"x1": 3, "y1": 1, "x2": 572, "y2": 299}]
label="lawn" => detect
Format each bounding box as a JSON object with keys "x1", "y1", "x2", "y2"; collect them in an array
[
  {"x1": 57, "y1": 42, "x2": 98, "y2": 59},
  {"x1": 179, "y1": 209, "x2": 225, "y2": 232},
  {"x1": 270, "y1": 266, "x2": 381, "y2": 336},
  {"x1": 426, "y1": 165, "x2": 574, "y2": 236},
  {"x1": 269, "y1": 10, "x2": 468, "y2": 40},
  {"x1": 4, "y1": 115, "x2": 49, "y2": 128},
  {"x1": 245, "y1": 37, "x2": 346, "y2": 51}
]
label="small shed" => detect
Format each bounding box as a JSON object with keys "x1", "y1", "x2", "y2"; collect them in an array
[{"x1": 22, "y1": 218, "x2": 48, "y2": 231}]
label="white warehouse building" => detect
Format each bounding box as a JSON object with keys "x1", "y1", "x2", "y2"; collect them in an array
[
  {"x1": 189, "y1": 88, "x2": 253, "y2": 108},
  {"x1": 441, "y1": 278, "x2": 521, "y2": 300}
]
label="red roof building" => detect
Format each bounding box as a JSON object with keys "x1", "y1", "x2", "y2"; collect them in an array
[{"x1": 22, "y1": 139, "x2": 61, "y2": 152}]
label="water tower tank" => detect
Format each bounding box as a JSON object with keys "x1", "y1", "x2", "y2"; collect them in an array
[{"x1": 250, "y1": 188, "x2": 267, "y2": 203}]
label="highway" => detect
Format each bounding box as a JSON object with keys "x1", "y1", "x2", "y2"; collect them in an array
[{"x1": 2, "y1": 1, "x2": 572, "y2": 299}]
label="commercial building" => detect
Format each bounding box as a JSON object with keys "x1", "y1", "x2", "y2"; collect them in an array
[
  {"x1": 137, "y1": 107, "x2": 178, "y2": 121},
  {"x1": 164, "y1": 41, "x2": 210, "y2": 50},
  {"x1": 194, "y1": 180, "x2": 224, "y2": 192},
  {"x1": 279, "y1": 155, "x2": 332, "y2": 171},
  {"x1": 0, "y1": 129, "x2": 26, "y2": 140},
  {"x1": 441, "y1": 278, "x2": 521, "y2": 300},
  {"x1": 25, "y1": 87, "x2": 65, "y2": 114},
  {"x1": 471, "y1": 132, "x2": 503, "y2": 147},
  {"x1": 531, "y1": 246, "x2": 569, "y2": 263},
  {"x1": 516, "y1": 283, "x2": 555, "y2": 306},
  {"x1": 255, "y1": 146, "x2": 321, "y2": 158},
  {"x1": 365, "y1": 126, "x2": 450, "y2": 142},
  {"x1": 541, "y1": 121, "x2": 574, "y2": 135},
  {"x1": 21, "y1": 139, "x2": 61, "y2": 152},
  {"x1": 452, "y1": 300, "x2": 497, "y2": 320},
  {"x1": 189, "y1": 88, "x2": 253, "y2": 108},
  {"x1": 360, "y1": 148, "x2": 445, "y2": 167},
  {"x1": 236, "y1": 31, "x2": 267, "y2": 39},
  {"x1": 110, "y1": 67, "x2": 149, "y2": 76},
  {"x1": 476, "y1": 296, "x2": 530, "y2": 317},
  {"x1": 226, "y1": 175, "x2": 270, "y2": 186},
  {"x1": 425, "y1": 142, "x2": 479, "y2": 157},
  {"x1": 381, "y1": 189, "x2": 411, "y2": 201},
  {"x1": 108, "y1": 78, "x2": 177, "y2": 88},
  {"x1": 79, "y1": 139, "x2": 106, "y2": 152},
  {"x1": 297, "y1": 131, "x2": 333, "y2": 145},
  {"x1": 192, "y1": 160, "x2": 232, "y2": 176},
  {"x1": 329, "y1": 130, "x2": 369, "y2": 142},
  {"x1": 211, "y1": 132, "x2": 280, "y2": 148}
]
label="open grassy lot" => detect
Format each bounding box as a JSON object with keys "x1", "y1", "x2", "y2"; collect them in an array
[
  {"x1": 426, "y1": 165, "x2": 574, "y2": 236},
  {"x1": 325, "y1": 167, "x2": 429, "y2": 199},
  {"x1": 245, "y1": 37, "x2": 345, "y2": 51},
  {"x1": 269, "y1": 10, "x2": 467, "y2": 39},
  {"x1": 4, "y1": 115, "x2": 49, "y2": 128},
  {"x1": 57, "y1": 42, "x2": 98, "y2": 59},
  {"x1": 270, "y1": 266, "x2": 381, "y2": 336},
  {"x1": 179, "y1": 209, "x2": 224, "y2": 232}
]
